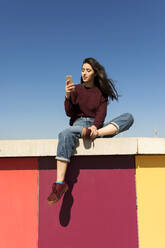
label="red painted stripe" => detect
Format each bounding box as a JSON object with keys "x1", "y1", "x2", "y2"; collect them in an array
[{"x1": 0, "y1": 158, "x2": 38, "y2": 248}]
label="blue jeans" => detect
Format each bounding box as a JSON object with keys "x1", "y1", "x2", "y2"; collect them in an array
[{"x1": 56, "y1": 113, "x2": 134, "y2": 162}]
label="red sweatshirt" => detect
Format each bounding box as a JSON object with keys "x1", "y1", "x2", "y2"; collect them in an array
[{"x1": 64, "y1": 84, "x2": 108, "y2": 128}]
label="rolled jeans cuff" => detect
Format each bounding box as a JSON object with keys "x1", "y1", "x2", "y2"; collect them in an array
[
  {"x1": 109, "y1": 121, "x2": 119, "y2": 133},
  {"x1": 55, "y1": 156, "x2": 70, "y2": 163}
]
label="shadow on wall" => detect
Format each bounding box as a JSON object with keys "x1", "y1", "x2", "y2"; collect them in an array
[
  {"x1": 59, "y1": 163, "x2": 80, "y2": 227},
  {"x1": 39, "y1": 155, "x2": 135, "y2": 227}
]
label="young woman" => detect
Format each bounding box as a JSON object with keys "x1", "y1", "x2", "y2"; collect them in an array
[{"x1": 47, "y1": 57, "x2": 134, "y2": 205}]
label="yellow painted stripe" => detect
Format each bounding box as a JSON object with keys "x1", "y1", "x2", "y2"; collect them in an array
[{"x1": 136, "y1": 155, "x2": 165, "y2": 248}]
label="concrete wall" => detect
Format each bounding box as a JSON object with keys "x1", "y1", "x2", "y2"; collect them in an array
[{"x1": 0, "y1": 138, "x2": 165, "y2": 248}]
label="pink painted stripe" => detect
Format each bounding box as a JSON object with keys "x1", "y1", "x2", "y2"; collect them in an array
[{"x1": 38, "y1": 156, "x2": 138, "y2": 248}]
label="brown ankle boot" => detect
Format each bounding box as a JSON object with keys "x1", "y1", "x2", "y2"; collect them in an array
[
  {"x1": 81, "y1": 127, "x2": 91, "y2": 139},
  {"x1": 47, "y1": 182, "x2": 69, "y2": 205}
]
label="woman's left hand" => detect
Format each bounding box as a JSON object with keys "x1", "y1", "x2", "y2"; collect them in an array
[{"x1": 88, "y1": 125, "x2": 98, "y2": 139}]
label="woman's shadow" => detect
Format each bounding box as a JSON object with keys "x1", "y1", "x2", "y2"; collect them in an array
[
  {"x1": 59, "y1": 139, "x2": 92, "y2": 227},
  {"x1": 38, "y1": 157, "x2": 80, "y2": 227},
  {"x1": 59, "y1": 160, "x2": 80, "y2": 227}
]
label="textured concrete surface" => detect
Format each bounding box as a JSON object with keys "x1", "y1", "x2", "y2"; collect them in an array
[
  {"x1": 138, "y1": 138, "x2": 165, "y2": 154},
  {"x1": 0, "y1": 137, "x2": 164, "y2": 157}
]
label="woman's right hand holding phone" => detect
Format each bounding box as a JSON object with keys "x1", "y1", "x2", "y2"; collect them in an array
[{"x1": 65, "y1": 76, "x2": 75, "y2": 99}]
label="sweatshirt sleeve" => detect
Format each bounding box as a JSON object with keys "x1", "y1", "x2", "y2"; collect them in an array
[
  {"x1": 93, "y1": 96, "x2": 108, "y2": 128},
  {"x1": 64, "y1": 88, "x2": 78, "y2": 117}
]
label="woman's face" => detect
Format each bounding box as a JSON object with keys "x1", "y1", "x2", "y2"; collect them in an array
[{"x1": 81, "y1": 63, "x2": 95, "y2": 85}]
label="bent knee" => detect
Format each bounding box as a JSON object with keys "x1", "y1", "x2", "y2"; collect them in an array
[
  {"x1": 125, "y1": 113, "x2": 134, "y2": 126},
  {"x1": 58, "y1": 128, "x2": 70, "y2": 139}
]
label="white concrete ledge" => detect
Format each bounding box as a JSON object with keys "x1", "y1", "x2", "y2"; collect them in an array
[
  {"x1": 0, "y1": 138, "x2": 164, "y2": 157},
  {"x1": 138, "y1": 138, "x2": 165, "y2": 154}
]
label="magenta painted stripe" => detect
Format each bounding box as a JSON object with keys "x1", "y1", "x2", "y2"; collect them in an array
[{"x1": 38, "y1": 156, "x2": 138, "y2": 248}]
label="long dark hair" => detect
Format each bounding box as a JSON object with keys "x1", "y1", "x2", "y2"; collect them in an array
[{"x1": 81, "y1": 57, "x2": 119, "y2": 101}]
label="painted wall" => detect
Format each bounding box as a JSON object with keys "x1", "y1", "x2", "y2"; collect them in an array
[
  {"x1": 38, "y1": 156, "x2": 138, "y2": 248},
  {"x1": 0, "y1": 155, "x2": 165, "y2": 248},
  {"x1": 0, "y1": 158, "x2": 38, "y2": 248},
  {"x1": 136, "y1": 155, "x2": 165, "y2": 248}
]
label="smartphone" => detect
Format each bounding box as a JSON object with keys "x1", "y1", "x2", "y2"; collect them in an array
[{"x1": 66, "y1": 75, "x2": 72, "y2": 85}]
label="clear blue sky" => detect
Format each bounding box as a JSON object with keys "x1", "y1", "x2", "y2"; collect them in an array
[{"x1": 0, "y1": 0, "x2": 165, "y2": 139}]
